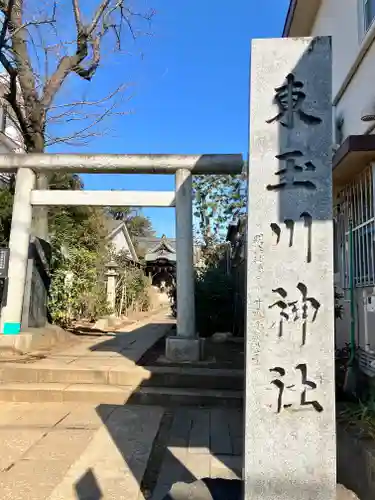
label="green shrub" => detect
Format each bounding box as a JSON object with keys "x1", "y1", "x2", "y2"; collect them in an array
[
  {"x1": 195, "y1": 266, "x2": 234, "y2": 337},
  {"x1": 114, "y1": 256, "x2": 152, "y2": 315},
  {"x1": 48, "y1": 246, "x2": 109, "y2": 327}
]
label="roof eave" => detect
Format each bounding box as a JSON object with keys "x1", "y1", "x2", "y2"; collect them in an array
[
  {"x1": 283, "y1": 0, "x2": 297, "y2": 37},
  {"x1": 283, "y1": 0, "x2": 321, "y2": 38},
  {"x1": 332, "y1": 135, "x2": 375, "y2": 188}
]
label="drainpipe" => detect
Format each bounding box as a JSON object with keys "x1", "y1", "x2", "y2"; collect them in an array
[
  {"x1": 349, "y1": 220, "x2": 356, "y2": 364},
  {"x1": 363, "y1": 288, "x2": 371, "y2": 352}
]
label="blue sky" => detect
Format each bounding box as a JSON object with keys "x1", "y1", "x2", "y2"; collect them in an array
[{"x1": 51, "y1": 0, "x2": 290, "y2": 237}]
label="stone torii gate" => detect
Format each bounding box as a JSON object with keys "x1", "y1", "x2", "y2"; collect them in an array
[{"x1": 0, "y1": 153, "x2": 243, "y2": 361}]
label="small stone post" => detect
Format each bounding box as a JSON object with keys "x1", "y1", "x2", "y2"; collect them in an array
[
  {"x1": 1, "y1": 168, "x2": 35, "y2": 334},
  {"x1": 166, "y1": 168, "x2": 200, "y2": 361},
  {"x1": 245, "y1": 37, "x2": 335, "y2": 499},
  {"x1": 105, "y1": 261, "x2": 119, "y2": 316}
]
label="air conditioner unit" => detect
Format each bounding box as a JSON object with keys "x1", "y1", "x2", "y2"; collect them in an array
[{"x1": 361, "y1": 102, "x2": 375, "y2": 122}]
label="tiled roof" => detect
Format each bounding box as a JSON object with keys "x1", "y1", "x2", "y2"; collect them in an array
[{"x1": 136, "y1": 236, "x2": 176, "y2": 252}]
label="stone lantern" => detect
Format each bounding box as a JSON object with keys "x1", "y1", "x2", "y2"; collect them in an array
[{"x1": 105, "y1": 261, "x2": 119, "y2": 315}]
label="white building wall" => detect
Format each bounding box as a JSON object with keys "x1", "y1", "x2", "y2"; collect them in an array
[
  {"x1": 311, "y1": 0, "x2": 375, "y2": 140},
  {"x1": 311, "y1": 0, "x2": 359, "y2": 97},
  {"x1": 335, "y1": 53, "x2": 375, "y2": 138},
  {"x1": 5, "y1": 121, "x2": 23, "y2": 150},
  {"x1": 308, "y1": 1, "x2": 375, "y2": 350},
  {"x1": 110, "y1": 229, "x2": 131, "y2": 255}
]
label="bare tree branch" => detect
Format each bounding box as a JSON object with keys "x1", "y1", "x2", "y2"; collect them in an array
[
  {"x1": 72, "y1": 0, "x2": 83, "y2": 31},
  {"x1": 49, "y1": 83, "x2": 130, "y2": 110},
  {"x1": 88, "y1": 0, "x2": 111, "y2": 36},
  {"x1": 73, "y1": 34, "x2": 101, "y2": 81},
  {"x1": 45, "y1": 130, "x2": 108, "y2": 147},
  {"x1": 42, "y1": 0, "x2": 153, "y2": 110},
  {"x1": 5, "y1": 14, "x2": 57, "y2": 43},
  {"x1": 45, "y1": 98, "x2": 119, "y2": 147},
  {"x1": 0, "y1": 0, "x2": 152, "y2": 154},
  {"x1": 41, "y1": 0, "x2": 107, "y2": 109}
]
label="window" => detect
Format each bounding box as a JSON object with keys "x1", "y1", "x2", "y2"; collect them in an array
[{"x1": 364, "y1": 0, "x2": 375, "y2": 32}]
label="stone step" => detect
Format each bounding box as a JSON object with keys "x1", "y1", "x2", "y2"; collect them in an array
[
  {"x1": 0, "y1": 383, "x2": 243, "y2": 407},
  {"x1": 144, "y1": 367, "x2": 243, "y2": 391},
  {"x1": 0, "y1": 364, "x2": 244, "y2": 390}
]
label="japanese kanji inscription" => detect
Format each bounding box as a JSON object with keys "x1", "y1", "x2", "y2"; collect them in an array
[
  {"x1": 268, "y1": 283, "x2": 321, "y2": 345},
  {"x1": 266, "y1": 73, "x2": 322, "y2": 129},
  {"x1": 269, "y1": 364, "x2": 324, "y2": 414},
  {"x1": 270, "y1": 211, "x2": 312, "y2": 263},
  {"x1": 267, "y1": 150, "x2": 316, "y2": 191}
]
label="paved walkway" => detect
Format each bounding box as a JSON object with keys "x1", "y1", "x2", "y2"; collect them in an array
[
  {"x1": 151, "y1": 408, "x2": 243, "y2": 500},
  {"x1": 0, "y1": 402, "x2": 243, "y2": 500},
  {"x1": 0, "y1": 311, "x2": 176, "y2": 403},
  {"x1": 41, "y1": 310, "x2": 174, "y2": 369},
  {"x1": 0, "y1": 312, "x2": 243, "y2": 498}
]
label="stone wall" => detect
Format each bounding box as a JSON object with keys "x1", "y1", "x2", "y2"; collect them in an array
[
  {"x1": 337, "y1": 424, "x2": 375, "y2": 500},
  {"x1": 21, "y1": 237, "x2": 51, "y2": 329}
]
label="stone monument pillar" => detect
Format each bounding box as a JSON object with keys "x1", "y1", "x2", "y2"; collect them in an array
[{"x1": 245, "y1": 37, "x2": 335, "y2": 499}]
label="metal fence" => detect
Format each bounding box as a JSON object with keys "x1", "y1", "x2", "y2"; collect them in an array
[{"x1": 336, "y1": 164, "x2": 375, "y2": 289}]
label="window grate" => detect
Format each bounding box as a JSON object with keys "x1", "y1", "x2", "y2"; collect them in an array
[{"x1": 336, "y1": 165, "x2": 375, "y2": 289}]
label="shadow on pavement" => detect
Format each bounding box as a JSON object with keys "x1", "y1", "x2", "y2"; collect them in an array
[
  {"x1": 75, "y1": 468, "x2": 103, "y2": 500},
  {"x1": 66, "y1": 313, "x2": 243, "y2": 499}
]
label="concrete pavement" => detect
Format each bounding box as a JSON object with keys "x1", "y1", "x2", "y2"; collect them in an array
[
  {"x1": 0, "y1": 402, "x2": 243, "y2": 500},
  {"x1": 0, "y1": 402, "x2": 162, "y2": 499},
  {"x1": 0, "y1": 311, "x2": 244, "y2": 498},
  {"x1": 0, "y1": 311, "x2": 242, "y2": 406}
]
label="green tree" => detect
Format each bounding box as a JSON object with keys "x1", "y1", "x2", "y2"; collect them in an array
[
  {"x1": 193, "y1": 171, "x2": 246, "y2": 250},
  {"x1": 107, "y1": 206, "x2": 154, "y2": 239},
  {"x1": 47, "y1": 172, "x2": 110, "y2": 326},
  {"x1": 0, "y1": 171, "x2": 110, "y2": 327},
  {"x1": 48, "y1": 246, "x2": 109, "y2": 327},
  {"x1": 185, "y1": 169, "x2": 246, "y2": 337},
  {"x1": 111, "y1": 250, "x2": 152, "y2": 315},
  {"x1": 126, "y1": 213, "x2": 154, "y2": 238},
  {"x1": 0, "y1": 178, "x2": 15, "y2": 245}
]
